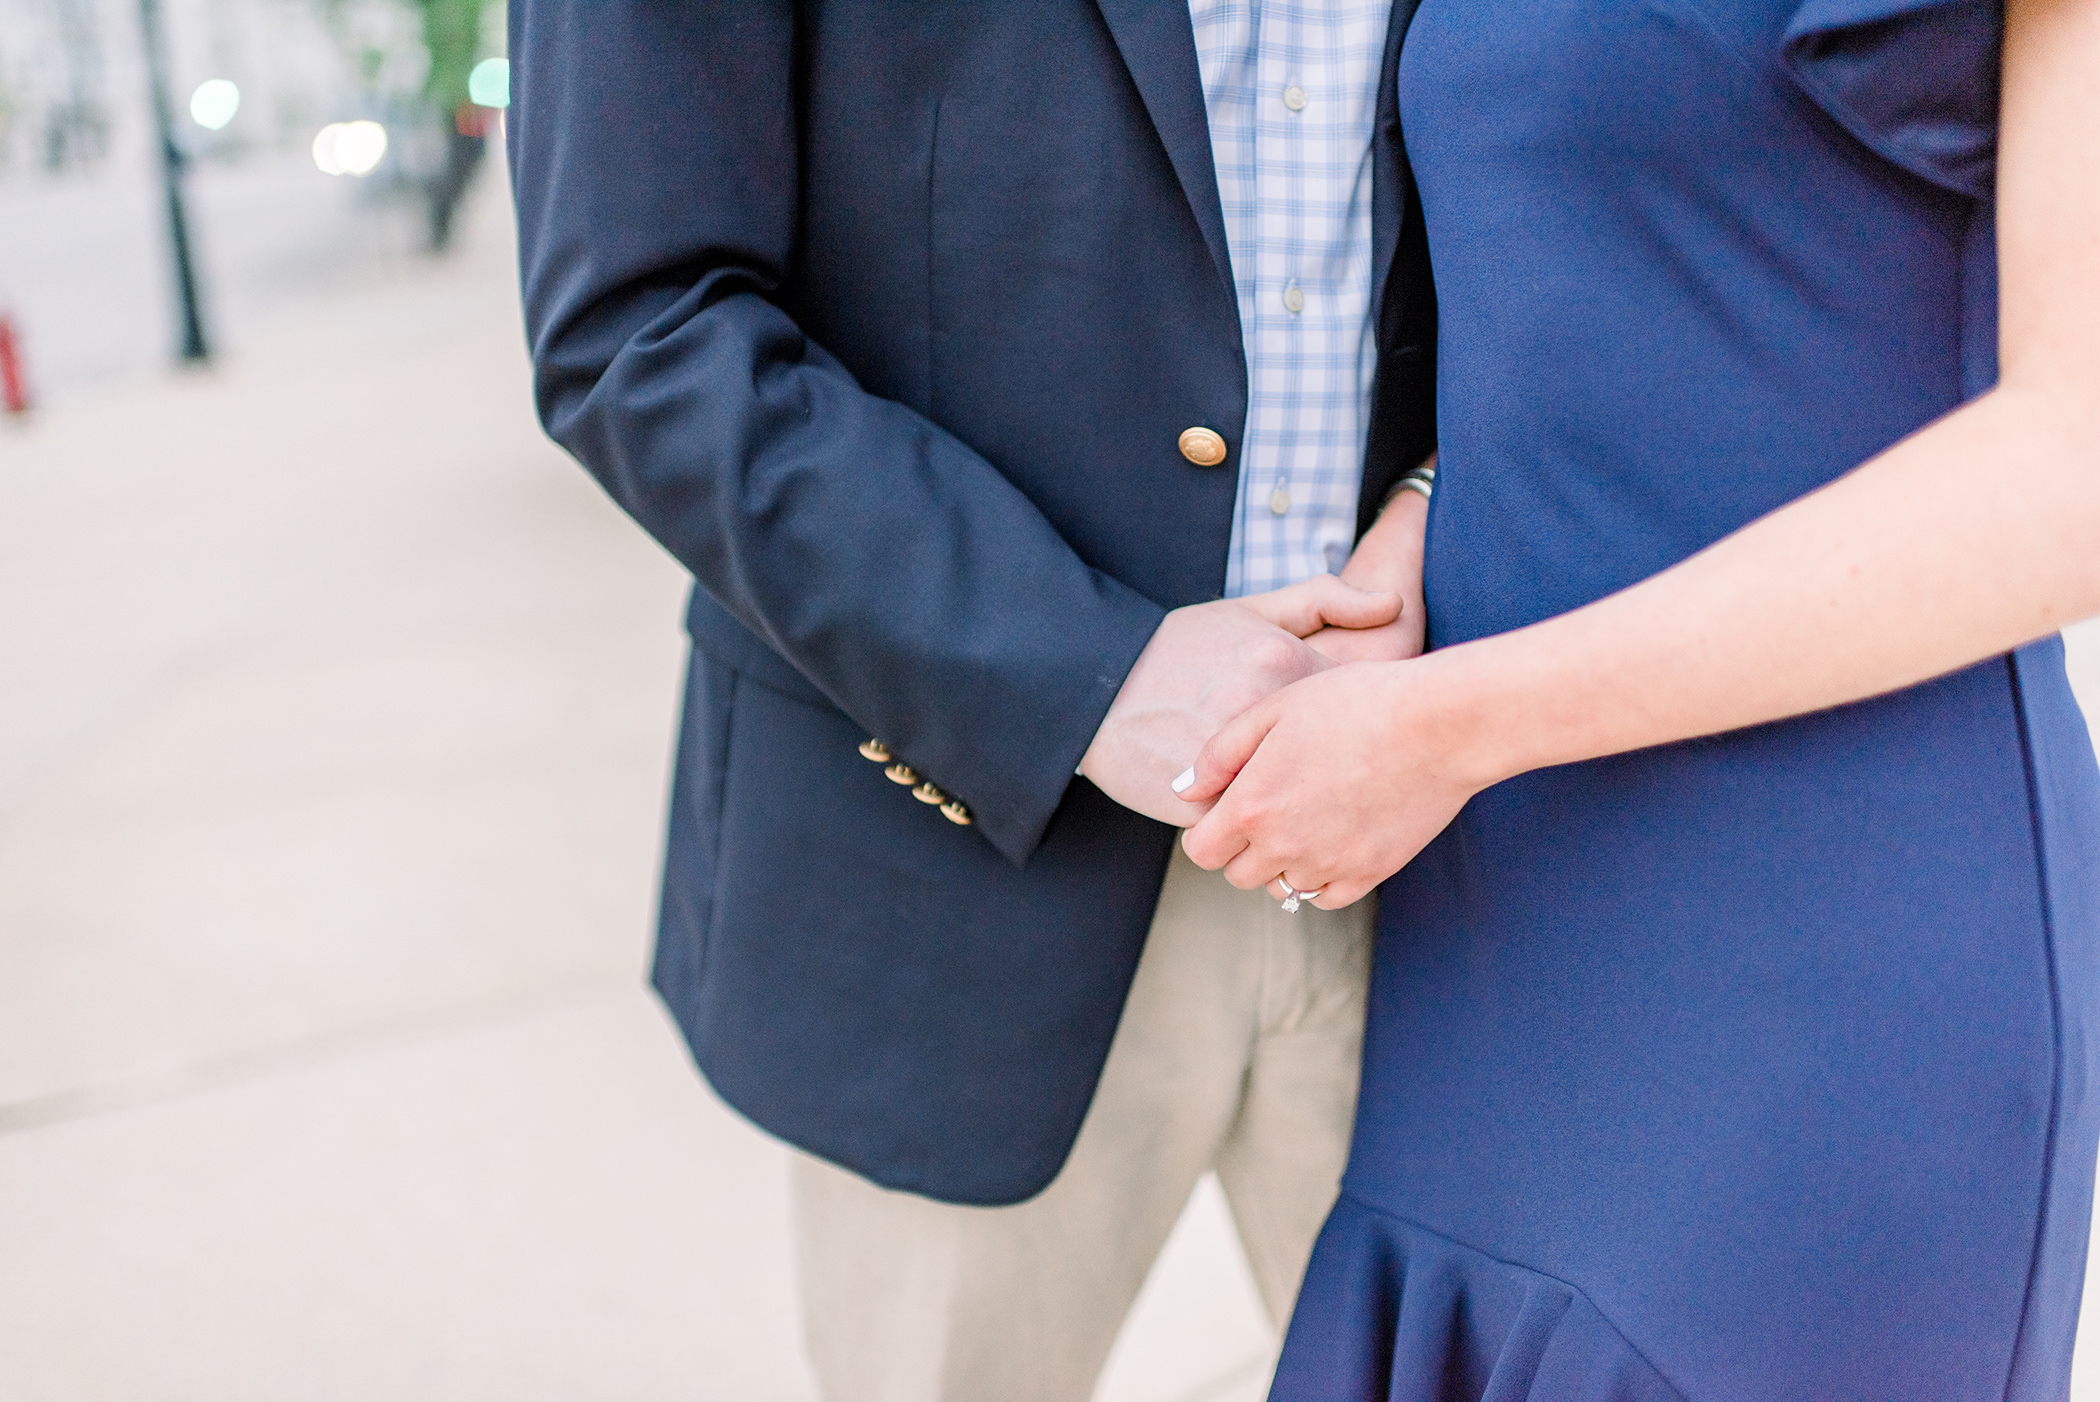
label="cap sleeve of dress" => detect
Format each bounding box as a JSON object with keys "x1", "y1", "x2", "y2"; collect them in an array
[{"x1": 1781, "y1": 0, "x2": 2002, "y2": 199}]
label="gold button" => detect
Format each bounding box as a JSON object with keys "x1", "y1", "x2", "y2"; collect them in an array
[
  {"x1": 941, "y1": 800, "x2": 973, "y2": 826},
  {"x1": 1178, "y1": 427, "x2": 1227, "y2": 466},
  {"x1": 858, "y1": 738, "x2": 892, "y2": 762},
  {"x1": 913, "y1": 781, "x2": 947, "y2": 805},
  {"x1": 885, "y1": 763, "x2": 919, "y2": 786}
]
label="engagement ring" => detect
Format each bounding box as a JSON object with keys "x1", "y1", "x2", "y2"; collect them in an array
[{"x1": 1277, "y1": 878, "x2": 1324, "y2": 914}]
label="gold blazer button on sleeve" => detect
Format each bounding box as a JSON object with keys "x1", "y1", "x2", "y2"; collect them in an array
[
  {"x1": 940, "y1": 800, "x2": 973, "y2": 826},
  {"x1": 1178, "y1": 427, "x2": 1227, "y2": 466},
  {"x1": 913, "y1": 781, "x2": 948, "y2": 805},
  {"x1": 884, "y1": 763, "x2": 919, "y2": 786},
  {"x1": 858, "y1": 738, "x2": 892, "y2": 762}
]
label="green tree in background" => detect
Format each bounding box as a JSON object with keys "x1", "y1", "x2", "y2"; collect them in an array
[{"x1": 416, "y1": 0, "x2": 483, "y2": 113}]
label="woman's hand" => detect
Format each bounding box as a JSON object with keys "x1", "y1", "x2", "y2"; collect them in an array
[{"x1": 1174, "y1": 652, "x2": 1512, "y2": 908}]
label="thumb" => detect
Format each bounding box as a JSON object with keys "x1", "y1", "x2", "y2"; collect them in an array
[
  {"x1": 1170, "y1": 693, "x2": 1281, "y2": 807},
  {"x1": 1239, "y1": 574, "x2": 1401, "y2": 638}
]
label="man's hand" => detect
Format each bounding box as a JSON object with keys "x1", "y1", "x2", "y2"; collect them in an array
[
  {"x1": 1306, "y1": 459, "x2": 1432, "y2": 664},
  {"x1": 1078, "y1": 575, "x2": 1400, "y2": 826}
]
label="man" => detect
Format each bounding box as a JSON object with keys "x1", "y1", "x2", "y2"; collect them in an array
[{"x1": 508, "y1": 3, "x2": 1435, "y2": 1398}]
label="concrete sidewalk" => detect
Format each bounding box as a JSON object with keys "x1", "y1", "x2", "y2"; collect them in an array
[{"x1": 1, "y1": 182, "x2": 2096, "y2": 1401}]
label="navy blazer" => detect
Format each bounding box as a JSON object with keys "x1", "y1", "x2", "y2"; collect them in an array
[{"x1": 509, "y1": 0, "x2": 1435, "y2": 1205}]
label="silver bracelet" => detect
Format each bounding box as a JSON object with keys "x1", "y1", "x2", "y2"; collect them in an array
[{"x1": 1383, "y1": 464, "x2": 1436, "y2": 508}]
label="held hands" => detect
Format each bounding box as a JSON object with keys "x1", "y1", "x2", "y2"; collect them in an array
[
  {"x1": 1078, "y1": 575, "x2": 1404, "y2": 826},
  {"x1": 1175, "y1": 465, "x2": 1464, "y2": 906},
  {"x1": 1082, "y1": 471, "x2": 1437, "y2": 834},
  {"x1": 1175, "y1": 651, "x2": 1509, "y2": 909}
]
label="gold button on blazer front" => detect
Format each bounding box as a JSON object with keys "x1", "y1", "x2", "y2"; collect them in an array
[{"x1": 1178, "y1": 427, "x2": 1227, "y2": 466}]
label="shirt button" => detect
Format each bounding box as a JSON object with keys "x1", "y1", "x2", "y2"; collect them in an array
[
  {"x1": 1283, "y1": 84, "x2": 1307, "y2": 112},
  {"x1": 1269, "y1": 482, "x2": 1291, "y2": 515},
  {"x1": 1282, "y1": 282, "x2": 1305, "y2": 314},
  {"x1": 1178, "y1": 426, "x2": 1228, "y2": 466}
]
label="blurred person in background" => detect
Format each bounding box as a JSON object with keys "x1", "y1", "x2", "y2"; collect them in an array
[
  {"x1": 413, "y1": 0, "x2": 492, "y2": 251},
  {"x1": 506, "y1": 2, "x2": 1437, "y2": 1399}
]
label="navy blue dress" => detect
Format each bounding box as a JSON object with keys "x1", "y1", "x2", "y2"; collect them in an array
[{"x1": 1273, "y1": 1, "x2": 2100, "y2": 1397}]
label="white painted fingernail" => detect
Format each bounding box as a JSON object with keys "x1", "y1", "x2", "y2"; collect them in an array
[{"x1": 1171, "y1": 767, "x2": 1197, "y2": 795}]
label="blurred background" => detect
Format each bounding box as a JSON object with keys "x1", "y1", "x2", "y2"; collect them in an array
[{"x1": 0, "y1": 3, "x2": 2097, "y2": 1400}]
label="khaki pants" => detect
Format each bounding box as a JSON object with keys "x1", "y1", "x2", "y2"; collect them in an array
[{"x1": 790, "y1": 846, "x2": 1372, "y2": 1402}]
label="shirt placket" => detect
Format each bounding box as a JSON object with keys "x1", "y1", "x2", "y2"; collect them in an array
[{"x1": 1251, "y1": 9, "x2": 1300, "y2": 596}]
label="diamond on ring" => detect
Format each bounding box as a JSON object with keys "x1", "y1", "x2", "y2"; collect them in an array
[{"x1": 1277, "y1": 878, "x2": 1323, "y2": 914}]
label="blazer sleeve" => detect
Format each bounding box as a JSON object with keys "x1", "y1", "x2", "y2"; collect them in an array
[{"x1": 506, "y1": 0, "x2": 1168, "y2": 866}]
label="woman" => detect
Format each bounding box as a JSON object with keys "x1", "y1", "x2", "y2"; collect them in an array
[{"x1": 1175, "y1": 0, "x2": 2100, "y2": 1395}]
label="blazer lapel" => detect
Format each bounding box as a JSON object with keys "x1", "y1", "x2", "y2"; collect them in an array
[
  {"x1": 1094, "y1": 0, "x2": 1237, "y2": 305},
  {"x1": 1370, "y1": 0, "x2": 1428, "y2": 325}
]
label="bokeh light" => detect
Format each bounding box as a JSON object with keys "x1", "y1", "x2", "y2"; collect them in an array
[
  {"x1": 188, "y1": 79, "x2": 241, "y2": 131},
  {"x1": 467, "y1": 57, "x2": 510, "y2": 109},
  {"x1": 311, "y1": 120, "x2": 389, "y2": 177}
]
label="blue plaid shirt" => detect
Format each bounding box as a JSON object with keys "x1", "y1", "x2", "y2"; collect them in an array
[{"x1": 1190, "y1": 0, "x2": 1392, "y2": 597}]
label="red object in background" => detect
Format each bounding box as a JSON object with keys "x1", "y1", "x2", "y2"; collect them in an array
[
  {"x1": 0, "y1": 315, "x2": 29, "y2": 416},
  {"x1": 456, "y1": 103, "x2": 497, "y2": 138}
]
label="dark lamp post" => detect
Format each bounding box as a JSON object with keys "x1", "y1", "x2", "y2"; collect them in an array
[{"x1": 137, "y1": 0, "x2": 210, "y2": 364}]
